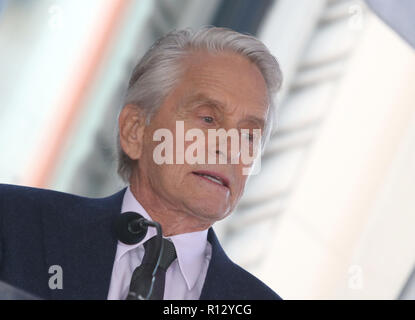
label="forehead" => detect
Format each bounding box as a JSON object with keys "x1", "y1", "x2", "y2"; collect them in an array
[{"x1": 175, "y1": 51, "x2": 269, "y2": 114}]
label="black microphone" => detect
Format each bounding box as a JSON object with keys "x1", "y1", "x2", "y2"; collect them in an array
[
  {"x1": 114, "y1": 211, "x2": 148, "y2": 245},
  {"x1": 113, "y1": 211, "x2": 164, "y2": 300}
]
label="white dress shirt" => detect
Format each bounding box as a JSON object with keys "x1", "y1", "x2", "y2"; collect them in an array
[{"x1": 107, "y1": 186, "x2": 212, "y2": 300}]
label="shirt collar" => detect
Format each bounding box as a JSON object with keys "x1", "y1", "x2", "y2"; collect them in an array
[{"x1": 118, "y1": 186, "x2": 208, "y2": 291}]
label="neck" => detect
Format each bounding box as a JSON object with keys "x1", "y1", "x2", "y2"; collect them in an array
[{"x1": 129, "y1": 173, "x2": 212, "y2": 237}]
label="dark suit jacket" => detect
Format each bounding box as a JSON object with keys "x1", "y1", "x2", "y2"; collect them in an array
[{"x1": 0, "y1": 183, "x2": 281, "y2": 300}]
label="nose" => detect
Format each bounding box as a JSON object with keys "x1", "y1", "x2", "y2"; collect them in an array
[{"x1": 208, "y1": 130, "x2": 240, "y2": 164}]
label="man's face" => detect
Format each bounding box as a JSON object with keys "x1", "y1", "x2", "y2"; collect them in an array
[{"x1": 135, "y1": 51, "x2": 268, "y2": 225}]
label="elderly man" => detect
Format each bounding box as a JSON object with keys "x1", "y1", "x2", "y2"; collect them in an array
[{"x1": 0, "y1": 27, "x2": 282, "y2": 300}]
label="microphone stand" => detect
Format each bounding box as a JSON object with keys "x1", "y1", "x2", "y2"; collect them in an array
[
  {"x1": 114, "y1": 212, "x2": 165, "y2": 300},
  {"x1": 129, "y1": 220, "x2": 164, "y2": 300}
]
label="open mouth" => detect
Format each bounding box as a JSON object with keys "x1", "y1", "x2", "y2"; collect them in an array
[{"x1": 192, "y1": 171, "x2": 229, "y2": 188}]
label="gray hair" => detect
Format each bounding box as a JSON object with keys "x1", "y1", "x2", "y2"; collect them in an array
[{"x1": 116, "y1": 26, "x2": 283, "y2": 183}]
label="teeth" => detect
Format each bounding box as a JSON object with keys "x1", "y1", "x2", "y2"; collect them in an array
[{"x1": 201, "y1": 174, "x2": 224, "y2": 186}]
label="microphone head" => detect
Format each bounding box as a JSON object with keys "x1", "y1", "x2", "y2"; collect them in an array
[{"x1": 114, "y1": 211, "x2": 148, "y2": 245}]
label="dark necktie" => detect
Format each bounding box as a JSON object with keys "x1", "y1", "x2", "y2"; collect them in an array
[{"x1": 127, "y1": 236, "x2": 177, "y2": 300}]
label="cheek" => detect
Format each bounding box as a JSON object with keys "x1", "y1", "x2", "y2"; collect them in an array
[
  {"x1": 233, "y1": 167, "x2": 249, "y2": 197},
  {"x1": 158, "y1": 164, "x2": 189, "y2": 188}
]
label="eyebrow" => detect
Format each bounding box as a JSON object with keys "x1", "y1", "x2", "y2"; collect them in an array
[
  {"x1": 241, "y1": 115, "x2": 265, "y2": 130},
  {"x1": 181, "y1": 93, "x2": 225, "y2": 111},
  {"x1": 181, "y1": 92, "x2": 266, "y2": 128}
]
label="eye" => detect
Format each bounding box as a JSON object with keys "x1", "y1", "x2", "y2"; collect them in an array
[
  {"x1": 246, "y1": 133, "x2": 254, "y2": 142},
  {"x1": 242, "y1": 129, "x2": 262, "y2": 144},
  {"x1": 202, "y1": 116, "x2": 214, "y2": 124},
  {"x1": 241, "y1": 131, "x2": 253, "y2": 142}
]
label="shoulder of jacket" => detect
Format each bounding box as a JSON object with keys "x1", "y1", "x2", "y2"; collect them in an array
[
  {"x1": 227, "y1": 259, "x2": 283, "y2": 300},
  {"x1": 0, "y1": 183, "x2": 111, "y2": 219}
]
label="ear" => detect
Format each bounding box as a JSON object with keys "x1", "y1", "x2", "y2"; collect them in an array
[{"x1": 118, "y1": 104, "x2": 147, "y2": 160}]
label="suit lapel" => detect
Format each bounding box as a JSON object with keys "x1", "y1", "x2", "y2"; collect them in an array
[
  {"x1": 42, "y1": 188, "x2": 126, "y2": 299},
  {"x1": 199, "y1": 227, "x2": 236, "y2": 300}
]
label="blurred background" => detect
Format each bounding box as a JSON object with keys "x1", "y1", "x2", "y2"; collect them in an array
[{"x1": 1, "y1": 0, "x2": 415, "y2": 299}]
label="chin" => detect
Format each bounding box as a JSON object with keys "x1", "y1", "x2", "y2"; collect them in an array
[{"x1": 188, "y1": 201, "x2": 230, "y2": 222}]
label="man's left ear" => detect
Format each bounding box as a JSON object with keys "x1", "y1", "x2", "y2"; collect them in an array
[{"x1": 118, "y1": 104, "x2": 147, "y2": 160}]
